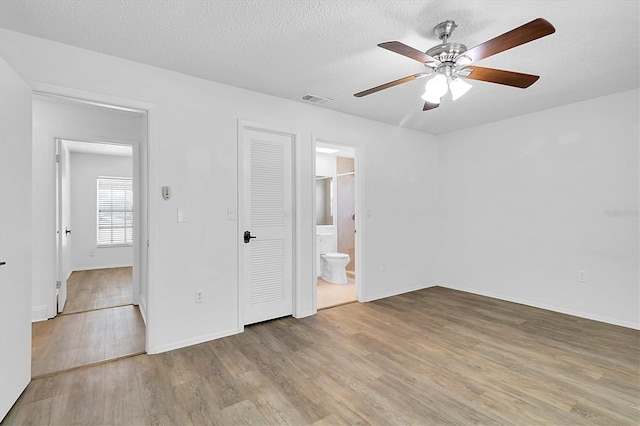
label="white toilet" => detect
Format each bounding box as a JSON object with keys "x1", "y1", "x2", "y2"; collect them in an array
[{"x1": 320, "y1": 253, "x2": 350, "y2": 284}]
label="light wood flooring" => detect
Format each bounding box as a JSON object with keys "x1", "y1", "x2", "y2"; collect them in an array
[
  {"x1": 317, "y1": 277, "x2": 356, "y2": 310},
  {"x1": 31, "y1": 267, "x2": 145, "y2": 378},
  {"x1": 32, "y1": 305, "x2": 145, "y2": 378},
  {"x1": 7, "y1": 286, "x2": 639, "y2": 424},
  {"x1": 62, "y1": 267, "x2": 133, "y2": 315}
]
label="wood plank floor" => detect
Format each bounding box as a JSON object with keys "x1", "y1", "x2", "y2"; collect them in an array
[
  {"x1": 31, "y1": 267, "x2": 145, "y2": 378},
  {"x1": 31, "y1": 305, "x2": 145, "y2": 378},
  {"x1": 6, "y1": 287, "x2": 639, "y2": 425},
  {"x1": 62, "y1": 267, "x2": 133, "y2": 315}
]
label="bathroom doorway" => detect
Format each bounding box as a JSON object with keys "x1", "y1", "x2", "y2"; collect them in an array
[{"x1": 315, "y1": 140, "x2": 358, "y2": 310}]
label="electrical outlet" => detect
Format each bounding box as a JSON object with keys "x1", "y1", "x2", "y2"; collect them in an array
[
  {"x1": 89, "y1": 249, "x2": 95, "y2": 257},
  {"x1": 578, "y1": 271, "x2": 586, "y2": 282},
  {"x1": 195, "y1": 289, "x2": 204, "y2": 303}
]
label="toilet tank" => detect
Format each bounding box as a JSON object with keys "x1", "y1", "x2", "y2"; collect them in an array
[{"x1": 316, "y1": 231, "x2": 337, "y2": 276}]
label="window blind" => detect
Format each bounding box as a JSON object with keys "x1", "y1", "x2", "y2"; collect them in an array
[{"x1": 97, "y1": 176, "x2": 133, "y2": 246}]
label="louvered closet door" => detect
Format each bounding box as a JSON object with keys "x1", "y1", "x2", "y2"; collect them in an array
[{"x1": 241, "y1": 128, "x2": 293, "y2": 325}]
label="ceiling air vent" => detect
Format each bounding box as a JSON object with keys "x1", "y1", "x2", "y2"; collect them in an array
[{"x1": 300, "y1": 93, "x2": 333, "y2": 105}]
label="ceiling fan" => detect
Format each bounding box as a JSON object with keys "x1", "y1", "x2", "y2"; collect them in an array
[{"x1": 354, "y1": 18, "x2": 555, "y2": 111}]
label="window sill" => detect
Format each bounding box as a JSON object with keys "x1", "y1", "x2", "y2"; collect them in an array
[{"x1": 97, "y1": 244, "x2": 133, "y2": 248}]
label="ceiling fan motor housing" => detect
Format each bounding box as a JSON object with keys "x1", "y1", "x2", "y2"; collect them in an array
[
  {"x1": 426, "y1": 42, "x2": 467, "y2": 63},
  {"x1": 434, "y1": 20, "x2": 457, "y2": 41}
]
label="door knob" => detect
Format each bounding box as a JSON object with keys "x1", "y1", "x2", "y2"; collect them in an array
[
  {"x1": 65, "y1": 227, "x2": 72, "y2": 235},
  {"x1": 244, "y1": 230, "x2": 257, "y2": 244},
  {"x1": 0, "y1": 261, "x2": 6, "y2": 266}
]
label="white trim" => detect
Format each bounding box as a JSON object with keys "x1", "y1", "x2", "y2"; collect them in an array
[
  {"x1": 148, "y1": 328, "x2": 239, "y2": 355},
  {"x1": 31, "y1": 305, "x2": 49, "y2": 323},
  {"x1": 439, "y1": 282, "x2": 640, "y2": 330},
  {"x1": 29, "y1": 82, "x2": 151, "y2": 113},
  {"x1": 366, "y1": 282, "x2": 439, "y2": 303}
]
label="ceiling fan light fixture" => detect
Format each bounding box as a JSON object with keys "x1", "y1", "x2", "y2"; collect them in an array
[
  {"x1": 449, "y1": 77, "x2": 472, "y2": 101},
  {"x1": 454, "y1": 55, "x2": 472, "y2": 67},
  {"x1": 421, "y1": 91, "x2": 441, "y2": 104},
  {"x1": 422, "y1": 74, "x2": 448, "y2": 103}
]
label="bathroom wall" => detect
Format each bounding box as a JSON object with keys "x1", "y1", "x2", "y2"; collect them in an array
[
  {"x1": 337, "y1": 157, "x2": 355, "y2": 273},
  {"x1": 316, "y1": 152, "x2": 336, "y2": 234},
  {"x1": 316, "y1": 152, "x2": 337, "y2": 275}
]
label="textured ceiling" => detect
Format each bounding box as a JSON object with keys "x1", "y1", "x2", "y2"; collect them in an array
[{"x1": 1, "y1": 0, "x2": 638, "y2": 134}]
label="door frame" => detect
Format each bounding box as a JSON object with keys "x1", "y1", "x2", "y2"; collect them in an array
[
  {"x1": 237, "y1": 120, "x2": 304, "y2": 331},
  {"x1": 55, "y1": 137, "x2": 68, "y2": 313},
  {"x1": 54, "y1": 137, "x2": 140, "y2": 312},
  {"x1": 30, "y1": 82, "x2": 153, "y2": 353},
  {"x1": 312, "y1": 137, "x2": 366, "y2": 306}
]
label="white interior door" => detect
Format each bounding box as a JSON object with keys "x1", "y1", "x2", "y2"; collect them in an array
[
  {"x1": 240, "y1": 126, "x2": 293, "y2": 325},
  {"x1": 55, "y1": 139, "x2": 68, "y2": 313},
  {"x1": 0, "y1": 58, "x2": 33, "y2": 421}
]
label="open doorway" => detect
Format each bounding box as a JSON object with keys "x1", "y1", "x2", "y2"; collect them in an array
[
  {"x1": 56, "y1": 139, "x2": 136, "y2": 313},
  {"x1": 31, "y1": 94, "x2": 148, "y2": 377},
  {"x1": 315, "y1": 140, "x2": 359, "y2": 310},
  {"x1": 57, "y1": 139, "x2": 137, "y2": 315}
]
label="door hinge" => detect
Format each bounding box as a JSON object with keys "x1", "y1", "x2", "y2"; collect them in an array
[
  {"x1": 56, "y1": 280, "x2": 61, "y2": 289},
  {"x1": 55, "y1": 154, "x2": 61, "y2": 163}
]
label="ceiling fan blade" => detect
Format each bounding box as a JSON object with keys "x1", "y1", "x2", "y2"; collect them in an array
[
  {"x1": 464, "y1": 66, "x2": 540, "y2": 88},
  {"x1": 378, "y1": 41, "x2": 438, "y2": 64},
  {"x1": 423, "y1": 101, "x2": 439, "y2": 111},
  {"x1": 464, "y1": 18, "x2": 555, "y2": 63},
  {"x1": 354, "y1": 72, "x2": 429, "y2": 97}
]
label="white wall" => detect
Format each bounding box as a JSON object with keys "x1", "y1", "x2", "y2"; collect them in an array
[
  {"x1": 436, "y1": 89, "x2": 639, "y2": 329},
  {"x1": 70, "y1": 152, "x2": 133, "y2": 270},
  {"x1": 31, "y1": 96, "x2": 142, "y2": 321},
  {"x1": 316, "y1": 153, "x2": 336, "y2": 177},
  {"x1": 1, "y1": 29, "x2": 440, "y2": 353}
]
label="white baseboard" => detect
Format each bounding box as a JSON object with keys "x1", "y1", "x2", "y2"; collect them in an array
[
  {"x1": 294, "y1": 308, "x2": 314, "y2": 319},
  {"x1": 31, "y1": 305, "x2": 49, "y2": 322},
  {"x1": 365, "y1": 281, "x2": 438, "y2": 303},
  {"x1": 147, "y1": 327, "x2": 240, "y2": 355},
  {"x1": 439, "y1": 282, "x2": 640, "y2": 330}
]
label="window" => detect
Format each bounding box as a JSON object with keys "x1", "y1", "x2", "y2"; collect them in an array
[{"x1": 97, "y1": 176, "x2": 133, "y2": 246}]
